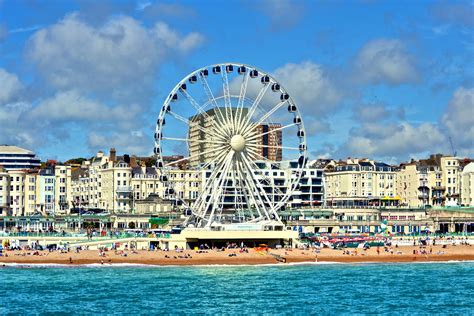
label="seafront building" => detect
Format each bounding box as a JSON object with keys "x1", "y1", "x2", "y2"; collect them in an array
[
  {"x1": 0, "y1": 145, "x2": 41, "y2": 170},
  {"x1": 461, "y1": 162, "x2": 474, "y2": 206},
  {"x1": 396, "y1": 154, "x2": 464, "y2": 208},
  {"x1": 324, "y1": 158, "x2": 397, "y2": 208}
]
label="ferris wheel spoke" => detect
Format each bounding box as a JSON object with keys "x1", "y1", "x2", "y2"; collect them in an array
[
  {"x1": 238, "y1": 83, "x2": 270, "y2": 132},
  {"x1": 214, "y1": 154, "x2": 235, "y2": 223},
  {"x1": 168, "y1": 110, "x2": 227, "y2": 141},
  {"x1": 230, "y1": 160, "x2": 246, "y2": 219},
  {"x1": 192, "y1": 153, "x2": 230, "y2": 221},
  {"x1": 161, "y1": 136, "x2": 226, "y2": 146},
  {"x1": 235, "y1": 157, "x2": 263, "y2": 220},
  {"x1": 245, "y1": 123, "x2": 297, "y2": 142},
  {"x1": 186, "y1": 149, "x2": 230, "y2": 175},
  {"x1": 165, "y1": 146, "x2": 227, "y2": 167},
  {"x1": 248, "y1": 144, "x2": 300, "y2": 151},
  {"x1": 235, "y1": 158, "x2": 258, "y2": 219},
  {"x1": 240, "y1": 153, "x2": 281, "y2": 222},
  {"x1": 179, "y1": 89, "x2": 211, "y2": 120},
  {"x1": 241, "y1": 101, "x2": 290, "y2": 137},
  {"x1": 236, "y1": 71, "x2": 250, "y2": 133},
  {"x1": 221, "y1": 70, "x2": 235, "y2": 135},
  {"x1": 192, "y1": 148, "x2": 231, "y2": 210},
  {"x1": 238, "y1": 155, "x2": 272, "y2": 220},
  {"x1": 198, "y1": 73, "x2": 233, "y2": 135},
  {"x1": 246, "y1": 158, "x2": 287, "y2": 200},
  {"x1": 204, "y1": 151, "x2": 234, "y2": 227}
]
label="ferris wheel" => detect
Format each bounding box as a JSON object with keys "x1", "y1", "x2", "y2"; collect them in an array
[{"x1": 154, "y1": 63, "x2": 307, "y2": 228}]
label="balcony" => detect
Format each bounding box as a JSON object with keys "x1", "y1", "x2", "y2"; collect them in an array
[
  {"x1": 116, "y1": 186, "x2": 132, "y2": 192},
  {"x1": 432, "y1": 186, "x2": 445, "y2": 191}
]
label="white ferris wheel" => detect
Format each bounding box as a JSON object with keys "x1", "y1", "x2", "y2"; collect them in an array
[{"x1": 154, "y1": 63, "x2": 307, "y2": 229}]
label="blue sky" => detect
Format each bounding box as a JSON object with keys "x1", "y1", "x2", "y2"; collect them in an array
[{"x1": 0, "y1": 0, "x2": 472, "y2": 163}]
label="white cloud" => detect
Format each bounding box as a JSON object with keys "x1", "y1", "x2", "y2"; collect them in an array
[
  {"x1": 273, "y1": 61, "x2": 342, "y2": 116},
  {"x1": 88, "y1": 130, "x2": 151, "y2": 156},
  {"x1": 344, "y1": 121, "x2": 446, "y2": 159},
  {"x1": 26, "y1": 90, "x2": 141, "y2": 125},
  {"x1": 354, "y1": 39, "x2": 419, "y2": 85},
  {"x1": 353, "y1": 103, "x2": 405, "y2": 122},
  {"x1": 441, "y1": 87, "x2": 474, "y2": 155},
  {"x1": 0, "y1": 69, "x2": 23, "y2": 103},
  {"x1": 26, "y1": 14, "x2": 204, "y2": 98}
]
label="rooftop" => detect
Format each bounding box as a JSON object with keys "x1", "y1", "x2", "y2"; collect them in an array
[{"x1": 0, "y1": 145, "x2": 35, "y2": 155}]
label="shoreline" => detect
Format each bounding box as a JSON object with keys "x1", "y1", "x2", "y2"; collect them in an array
[{"x1": 1, "y1": 245, "x2": 474, "y2": 266}]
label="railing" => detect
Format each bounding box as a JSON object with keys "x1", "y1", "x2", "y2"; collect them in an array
[{"x1": 0, "y1": 231, "x2": 172, "y2": 239}]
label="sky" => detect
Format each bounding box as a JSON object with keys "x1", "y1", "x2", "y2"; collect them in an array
[{"x1": 0, "y1": 0, "x2": 473, "y2": 164}]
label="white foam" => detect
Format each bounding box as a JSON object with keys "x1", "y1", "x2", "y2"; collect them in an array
[{"x1": 1, "y1": 260, "x2": 472, "y2": 268}]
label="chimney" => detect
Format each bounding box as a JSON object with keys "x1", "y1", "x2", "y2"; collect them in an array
[
  {"x1": 124, "y1": 154, "x2": 130, "y2": 164},
  {"x1": 130, "y1": 155, "x2": 138, "y2": 168},
  {"x1": 109, "y1": 148, "x2": 116, "y2": 162}
]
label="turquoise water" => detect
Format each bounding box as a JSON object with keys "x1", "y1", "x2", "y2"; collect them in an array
[{"x1": 1, "y1": 262, "x2": 473, "y2": 315}]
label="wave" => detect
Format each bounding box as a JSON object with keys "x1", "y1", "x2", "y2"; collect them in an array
[{"x1": 1, "y1": 260, "x2": 472, "y2": 269}]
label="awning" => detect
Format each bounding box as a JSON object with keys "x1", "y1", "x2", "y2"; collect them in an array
[
  {"x1": 381, "y1": 196, "x2": 401, "y2": 200},
  {"x1": 149, "y1": 218, "x2": 169, "y2": 225}
]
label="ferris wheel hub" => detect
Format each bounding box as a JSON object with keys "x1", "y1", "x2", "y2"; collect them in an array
[{"x1": 230, "y1": 134, "x2": 246, "y2": 152}]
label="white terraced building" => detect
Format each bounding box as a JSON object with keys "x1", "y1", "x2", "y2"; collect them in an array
[{"x1": 0, "y1": 145, "x2": 41, "y2": 171}]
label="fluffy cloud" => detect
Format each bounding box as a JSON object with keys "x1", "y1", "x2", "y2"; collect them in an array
[
  {"x1": 344, "y1": 122, "x2": 446, "y2": 158},
  {"x1": 88, "y1": 130, "x2": 151, "y2": 155},
  {"x1": 25, "y1": 90, "x2": 141, "y2": 128},
  {"x1": 0, "y1": 102, "x2": 37, "y2": 148},
  {"x1": 0, "y1": 69, "x2": 23, "y2": 103},
  {"x1": 441, "y1": 87, "x2": 474, "y2": 155},
  {"x1": 27, "y1": 14, "x2": 204, "y2": 99},
  {"x1": 273, "y1": 61, "x2": 342, "y2": 116},
  {"x1": 353, "y1": 103, "x2": 405, "y2": 122},
  {"x1": 334, "y1": 87, "x2": 474, "y2": 161},
  {"x1": 353, "y1": 39, "x2": 419, "y2": 85}
]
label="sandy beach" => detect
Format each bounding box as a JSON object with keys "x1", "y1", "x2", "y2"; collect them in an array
[{"x1": 1, "y1": 244, "x2": 473, "y2": 266}]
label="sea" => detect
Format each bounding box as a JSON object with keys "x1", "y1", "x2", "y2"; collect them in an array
[{"x1": 1, "y1": 262, "x2": 473, "y2": 315}]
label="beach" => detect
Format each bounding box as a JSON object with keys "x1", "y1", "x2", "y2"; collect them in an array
[{"x1": 1, "y1": 244, "x2": 473, "y2": 266}]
